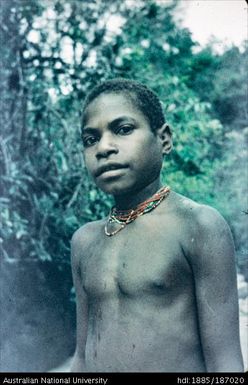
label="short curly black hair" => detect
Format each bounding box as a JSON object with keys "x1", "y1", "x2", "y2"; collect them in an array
[{"x1": 82, "y1": 78, "x2": 165, "y2": 133}]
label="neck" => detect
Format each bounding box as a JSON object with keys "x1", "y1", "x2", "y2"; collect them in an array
[{"x1": 114, "y1": 178, "x2": 163, "y2": 210}]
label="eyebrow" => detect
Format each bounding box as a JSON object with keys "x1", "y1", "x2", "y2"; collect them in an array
[{"x1": 82, "y1": 116, "x2": 136, "y2": 134}]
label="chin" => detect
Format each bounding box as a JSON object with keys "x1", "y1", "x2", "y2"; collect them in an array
[
  {"x1": 99, "y1": 185, "x2": 129, "y2": 196},
  {"x1": 98, "y1": 178, "x2": 155, "y2": 198},
  {"x1": 96, "y1": 179, "x2": 135, "y2": 196}
]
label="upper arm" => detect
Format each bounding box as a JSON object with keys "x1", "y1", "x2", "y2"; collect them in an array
[
  {"x1": 70, "y1": 228, "x2": 89, "y2": 370},
  {"x1": 189, "y1": 206, "x2": 243, "y2": 371}
]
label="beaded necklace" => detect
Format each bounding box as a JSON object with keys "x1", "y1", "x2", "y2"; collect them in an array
[{"x1": 105, "y1": 186, "x2": 170, "y2": 236}]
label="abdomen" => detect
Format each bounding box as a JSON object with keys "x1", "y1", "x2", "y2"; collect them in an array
[{"x1": 85, "y1": 293, "x2": 206, "y2": 372}]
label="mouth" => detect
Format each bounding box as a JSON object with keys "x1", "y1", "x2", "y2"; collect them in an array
[{"x1": 95, "y1": 163, "x2": 128, "y2": 177}]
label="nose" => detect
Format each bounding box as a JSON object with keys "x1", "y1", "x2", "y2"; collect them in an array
[{"x1": 96, "y1": 133, "x2": 118, "y2": 159}]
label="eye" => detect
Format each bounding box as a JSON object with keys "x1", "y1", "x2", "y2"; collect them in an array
[
  {"x1": 82, "y1": 135, "x2": 98, "y2": 148},
  {"x1": 117, "y1": 125, "x2": 134, "y2": 135}
]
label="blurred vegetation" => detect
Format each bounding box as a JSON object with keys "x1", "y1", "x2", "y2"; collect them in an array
[{"x1": 1, "y1": 0, "x2": 247, "y2": 277}]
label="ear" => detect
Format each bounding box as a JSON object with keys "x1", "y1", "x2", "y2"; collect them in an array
[{"x1": 157, "y1": 123, "x2": 173, "y2": 155}]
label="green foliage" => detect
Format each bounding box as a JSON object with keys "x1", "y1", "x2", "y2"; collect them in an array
[{"x1": 1, "y1": 0, "x2": 247, "y2": 275}]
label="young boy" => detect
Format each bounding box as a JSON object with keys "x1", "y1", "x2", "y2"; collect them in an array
[{"x1": 70, "y1": 78, "x2": 243, "y2": 372}]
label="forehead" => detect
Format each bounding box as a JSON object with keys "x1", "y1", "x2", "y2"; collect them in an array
[{"x1": 83, "y1": 92, "x2": 148, "y2": 128}]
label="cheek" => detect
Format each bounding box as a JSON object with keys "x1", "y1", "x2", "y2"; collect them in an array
[
  {"x1": 127, "y1": 144, "x2": 163, "y2": 186},
  {"x1": 131, "y1": 138, "x2": 163, "y2": 168},
  {"x1": 83, "y1": 151, "x2": 95, "y2": 173}
]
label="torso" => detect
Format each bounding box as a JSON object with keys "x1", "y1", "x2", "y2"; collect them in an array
[{"x1": 77, "y1": 192, "x2": 206, "y2": 372}]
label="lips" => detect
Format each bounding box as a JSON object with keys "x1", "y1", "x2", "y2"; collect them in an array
[{"x1": 95, "y1": 162, "x2": 128, "y2": 177}]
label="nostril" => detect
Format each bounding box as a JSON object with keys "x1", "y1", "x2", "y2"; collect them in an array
[
  {"x1": 96, "y1": 147, "x2": 118, "y2": 159},
  {"x1": 96, "y1": 140, "x2": 119, "y2": 159}
]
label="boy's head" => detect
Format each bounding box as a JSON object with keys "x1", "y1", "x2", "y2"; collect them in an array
[
  {"x1": 82, "y1": 78, "x2": 166, "y2": 134},
  {"x1": 81, "y1": 78, "x2": 172, "y2": 196}
]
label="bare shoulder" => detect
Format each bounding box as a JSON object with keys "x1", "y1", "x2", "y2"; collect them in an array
[
  {"x1": 171, "y1": 191, "x2": 230, "y2": 235},
  {"x1": 71, "y1": 219, "x2": 105, "y2": 264},
  {"x1": 170, "y1": 192, "x2": 234, "y2": 266},
  {"x1": 71, "y1": 219, "x2": 104, "y2": 245}
]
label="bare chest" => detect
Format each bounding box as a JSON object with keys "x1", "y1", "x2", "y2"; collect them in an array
[{"x1": 82, "y1": 216, "x2": 192, "y2": 299}]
